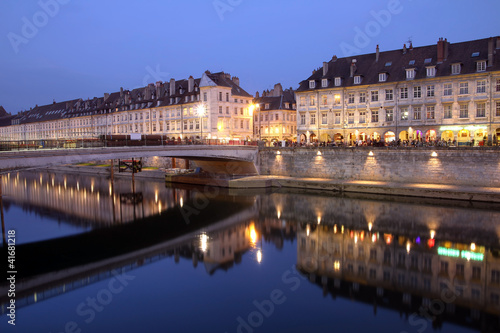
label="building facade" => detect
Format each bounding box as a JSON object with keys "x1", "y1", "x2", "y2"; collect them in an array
[
  {"x1": 296, "y1": 37, "x2": 500, "y2": 146},
  {"x1": 253, "y1": 84, "x2": 297, "y2": 144},
  {"x1": 0, "y1": 71, "x2": 254, "y2": 143}
]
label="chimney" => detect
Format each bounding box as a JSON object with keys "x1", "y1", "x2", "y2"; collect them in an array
[
  {"x1": 155, "y1": 81, "x2": 162, "y2": 98},
  {"x1": 255, "y1": 91, "x2": 260, "y2": 98},
  {"x1": 403, "y1": 43, "x2": 407, "y2": 54},
  {"x1": 273, "y1": 83, "x2": 283, "y2": 97},
  {"x1": 489, "y1": 37, "x2": 494, "y2": 67},
  {"x1": 232, "y1": 76, "x2": 240, "y2": 86},
  {"x1": 350, "y1": 60, "x2": 357, "y2": 77},
  {"x1": 376, "y1": 45, "x2": 380, "y2": 62},
  {"x1": 437, "y1": 38, "x2": 444, "y2": 62},
  {"x1": 497, "y1": 37, "x2": 500, "y2": 49},
  {"x1": 169, "y1": 78, "x2": 176, "y2": 96},
  {"x1": 444, "y1": 38, "x2": 449, "y2": 60},
  {"x1": 331, "y1": 55, "x2": 337, "y2": 62},
  {"x1": 53, "y1": 99, "x2": 56, "y2": 104},
  {"x1": 120, "y1": 87, "x2": 124, "y2": 98},
  {"x1": 188, "y1": 76, "x2": 194, "y2": 93},
  {"x1": 409, "y1": 42, "x2": 413, "y2": 51},
  {"x1": 104, "y1": 93, "x2": 109, "y2": 101},
  {"x1": 323, "y1": 62, "x2": 328, "y2": 76}
]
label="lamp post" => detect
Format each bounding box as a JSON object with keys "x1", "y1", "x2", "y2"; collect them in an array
[{"x1": 196, "y1": 104, "x2": 206, "y2": 144}]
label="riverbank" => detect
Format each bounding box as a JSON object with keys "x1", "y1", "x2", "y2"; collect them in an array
[{"x1": 41, "y1": 164, "x2": 500, "y2": 203}]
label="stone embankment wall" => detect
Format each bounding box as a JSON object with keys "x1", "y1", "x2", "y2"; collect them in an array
[{"x1": 259, "y1": 147, "x2": 500, "y2": 187}]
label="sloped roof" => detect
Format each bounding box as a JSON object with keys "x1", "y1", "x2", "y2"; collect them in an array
[{"x1": 297, "y1": 36, "x2": 500, "y2": 91}]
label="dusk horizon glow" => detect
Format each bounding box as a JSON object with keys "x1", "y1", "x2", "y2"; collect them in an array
[{"x1": 1, "y1": 0, "x2": 499, "y2": 113}]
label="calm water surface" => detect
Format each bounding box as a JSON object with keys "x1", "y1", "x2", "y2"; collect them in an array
[{"x1": 1, "y1": 170, "x2": 500, "y2": 333}]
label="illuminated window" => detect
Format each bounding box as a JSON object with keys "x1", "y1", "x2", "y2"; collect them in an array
[
  {"x1": 321, "y1": 95, "x2": 328, "y2": 105},
  {"x1": 426, "y1": 106, "x2": 435, "y2": 119},
  {"x1": 400, "y1": 107, "x2": 409, "y2": 120},
  {"x1": 386, "y1": 108, "x2": 393, "y2": 121}
]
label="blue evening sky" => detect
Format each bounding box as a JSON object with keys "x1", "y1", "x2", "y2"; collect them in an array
[{"x1": 1, "y1": 0, "x2": 499, "y2": 113}]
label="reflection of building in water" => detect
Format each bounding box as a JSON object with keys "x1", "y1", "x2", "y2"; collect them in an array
[
  {"x1": 297, "y1": 222, "x2": 500, "y2": 328},
  {"x1": 1, "y1": 171, "x2": 193, "y2": 225}
]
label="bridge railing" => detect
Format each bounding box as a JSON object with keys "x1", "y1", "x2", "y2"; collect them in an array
[{"x1": 0, "y1": 137, "x2": 258, "y2": 151}]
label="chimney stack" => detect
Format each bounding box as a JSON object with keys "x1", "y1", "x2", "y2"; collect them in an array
[
  {"x1": 497, "y1": 37, "x2": 500, "y2": 50},
  {"x1": 120, "y1": 87, "x2": 124, "y2": 98},
  {"x1": 403, "y1": 43, "x2": 407, "y2": 54},
  {"x1": 331, "y1": 55, "x2": 337, "y2": 62},
  {"x1": 232, "y1": 76, "x2": 240, "y2": 86},
  {"x1": 156, "y1": 81, "x2": 162, "y2": 98},
  {"x1": 104, "y1": 93, "x2": 109, "y2": 101},
  {"x1": 169, "y1": 78, "x2": 176, "y2": 96},
  {"x1": 188, "y1": 76, "x2": 194, "y2": 93},
  {"x1": 437, "y1": 38, "x2": 449, "y2": 63},
  {"x1": 255, "y1": 91, "x2": 260, "y2": 98},
  {"x1": 376, "y1": 45, "x2": 380, "y2": 62},
  {"x1": 350, "y1": 60, "x2": 357, "y2": 77},
  {"x1": 489, "y1": 37, "x2": 494, "y2": 67},
  {"x1": 323, "y1": 62, "x2": 329, "y2": 76},
  {"x1": 273, "y1": 83, "x2": 283, "y2": 97}
]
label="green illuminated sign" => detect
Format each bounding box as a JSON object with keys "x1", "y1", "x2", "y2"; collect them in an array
[{"x1": 438, "y1": 247, "x2": 484, "y2": 261}]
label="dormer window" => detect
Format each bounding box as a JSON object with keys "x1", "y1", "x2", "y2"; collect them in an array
[
  {"x1": 285, "y1": 103, "x2": 290, "y2": 109},
  {"x1": 451, "y1": 63, "x2": 461, "y2": 75},
  {"x1": 406, "y1": 68, "x2": 415, "y2": 79},
  {"x1": 354, "y1": 75, "x2": 361, "y2": 84},
  {"x1": 309, "y1": 80, "x2": 316, "y2": 89},
  {"x1": 477, "y1": 60, "x2": 486, "y2": 72},
  {"x1": 426, "y1": 66, "x2": 436, "y2": 77},
  {"x1": 322, "y1": 79, "x2": 329, "y2": 88},
  {"x1": 379, "y1": 73, "x2": 387, "y2": 82},
  {"x1": 334, "y1": 77, "x2": 342, "y2": 87},
  {"x1": 265, "y1": 104, "x2": 270, "y2": 110}
]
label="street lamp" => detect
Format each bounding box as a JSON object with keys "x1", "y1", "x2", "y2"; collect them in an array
[{"x1": 196, "y1": 104, "x2": 206, "y2": 144}]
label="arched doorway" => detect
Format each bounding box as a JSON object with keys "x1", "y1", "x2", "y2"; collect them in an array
[
  {"x1": 333, "y1": 133, "x2": 343, "y2": 144},
  {"x1": 496, "y1": 128, "x2": 500, "y2": 146},
  {"x1": 441, "y1": 130, "x2": 454, "y2": 143},
  {"x1": 457, "y1": 129, "x2": 470, "y2": 146},
  {"x1": 425, "y1": 130, "x2": 437, "y2": 142},
  {"x1": 372, "y1": 132, "x2": 381, "y2": 141},
  {"x1": 474, "y1": 129, "x2": 488, "y2": 146},
  {"x1": 399, "y1": 130, "x2": 408, "y2": 141},
  {"x1": 309, "y1": 133, "x2": 317, "y2": 143},
  {"x1": 384, "y1": 131, "x2": 396, "y2": 142},
  {"x1": 320, "y1": 133, "x2": 331, "y2": 142},
  {"x1": 300, "y1": 133, "x2": 307, "y2": 143}
]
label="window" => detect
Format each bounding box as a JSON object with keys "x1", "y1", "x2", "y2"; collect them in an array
[
  {"x1": 226, "y1": 107, "x2": 229, "y2": 114},
  {"x1": 219, "y1": 92, "x2": 223, "y2": 101},
  {"x1": 371, "y1": 91, "x2": 379, "y2": 102},
  {"x1": 400, "y1": 87, "x2": 408, "y2": 99},
  {"x1": 371, "y1": 109, "x2": 379, "y2": 122},
  {"x1": 379, "y1": 73, "x2": 387, "y2": 82},
  {"x1": 369, "y1": 269, "x2": 376, "y2": 279},
  {"x1": 359, "y1": 92, "x2": 366, "y2": 103},
  {"x1": 219, "y1": 106, "x2": 222, "y2": 114},
  {"x1": 335, "y1": 77, "x2": 342, "y2": 86},
  {"x1": 477, "y1": 80, "x2": 486, "y2": 93},
  {"x1": 426, "y1": 85, "x2": 435, "y2": 97},
  {"x1": 309, "y1": 80, "x2": 316, "y2": 89},
  {"x1": 265, "y1": 104, "x2": 270, "y2": 110},
  {"x1": 406, "y1": 68, "x2": 415, "y2": 79},
  {"x1": 348, "y1": 93, "x2": 355, "y2": 104},
  {"x1": 348, "y1": 112, "x2": 354, "y2": 124},
  {"x1": 413, "y1": 107, "x2": 421, "y2": 120},
  {"x1": 456, "y1": 264, "x2": 465, "y2": 278},
  {"x1": 497, "y1": 79, "x2": 500, "y2": 92},
  {"x1": 383, "y1": 271, "x2": 391, "y2": 282},
  {"x1": 383, "y1": 250, "x2": 391, "y2": 264},
  {"x1": 459, "y1": 82, "x2": 469, "y2": 95},
  {"x1": 440, "y1": 261, "x2": 449, "y2": 275},
  {"x1": 460, "y1": 104, "x2": 468, "y2": 118},
  {"x1": 472, "y1": 267, "x2": 481, "y2": 280},
  {"x1": 354, "y1": 76, "x2": 361, "y2": 84},
  {"x1": 321, "y1": 113, "x2": 327, "y2": 124},
  {"x1": 477, "y1": 103, "x2": 486, "y2": 117},
  {"x1": 300, "y1": 96, "x2": 306, "y2": 106},
  {"x1": 321, "y1": 95, "x2": 328, "y2": 105},
  {"x1": 310, "y1": 96, "x2": 316, "y2": 106},
  {"x1": 426, "y1": 66, "x2": 436, "y2": 77},
  {"x1": 452, "y1": 63, "x2": 461, "y2": 75},
  {"x1": 444, "y1": 105, "x2": 452, "y2": 119},
  {"x1": 497, "y1": 101, "x2": 500, "y2": 117},
  {"x1": 414, "y1": 86, "x2": 421, "y2": 98},
  {"x1": 335, "y1": 112, "x2": 341, "y2": 124},
  {"x1": 472, "y1": 289, "x2": 480, "y2": 300},
  {"x1": 477, "y1": 60, "x2": 486, "y2": 72},
  {"x1": 385, "y1": 89, "x2": 393, "y2": 101},
  {"x1": 386, "y1": 108, "x2": 393, "y2": 121},
  {"x1": 492, "y1": 270, "x2": 500, "y2": 284},
  {"x1": 234, "y1": 107, "x2": 238, "y2": 115},
  {"x1": 322, "y1": 79, "x2": 328, "y2": 88},
  {"x1": 444, "y1": 83, "x2": 452, "y2": 96},
  {"x1": 400, "y1": 107, "x2": 409, "y2": 120},
  {"x1": 426, "y1": 106, "x2": 435, "y2": 119},
  {"x1": 359, "y1": 111, "x2": 366, "y2": 123},
  {"x1": 310, "y1": 113, "x2": 316, "y2": 125},
  {"x1": 300, "y1": 114, "x2": 306, "y2": 125}
]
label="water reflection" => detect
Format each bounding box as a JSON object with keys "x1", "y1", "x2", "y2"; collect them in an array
[{"x1": 1, "y1": 172, "x2": 500, "y2": 332}]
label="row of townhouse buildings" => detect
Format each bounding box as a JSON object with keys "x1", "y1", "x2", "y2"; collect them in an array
[
  {"x1": 296, "y1": 36, "x2": 500, "y2": 146},
  {"x1": 0, "y1": 71, "x2": 255, "y2": 143},
  {"x1": 1, "y1": 36, "x2": 500, "y2": 145}
]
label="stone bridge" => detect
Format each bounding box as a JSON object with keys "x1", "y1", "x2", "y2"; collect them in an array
[{"x1": 0, "y1": 145, "x2": 260, "y2": 174}]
